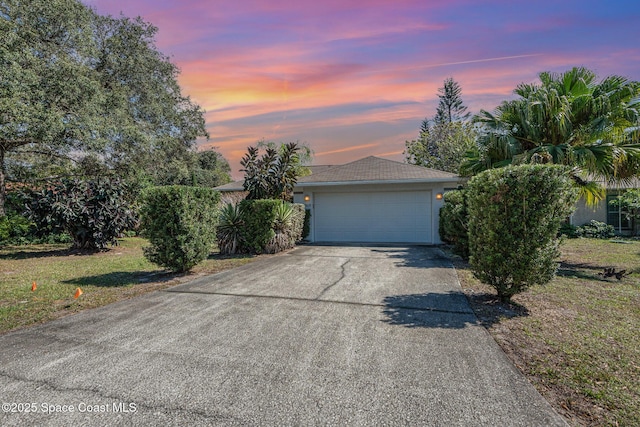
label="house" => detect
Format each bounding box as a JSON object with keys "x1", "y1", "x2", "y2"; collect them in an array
[
  {"x1": 571, "y1": 178, "x2": 640, "y2": 235},
  {"x1": 216, "y1": 156, "x2": 462, "y2": 244}
]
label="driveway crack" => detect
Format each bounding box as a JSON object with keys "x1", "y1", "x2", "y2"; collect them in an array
[{"x1": 315, "y1": 258, "x2": 349, "y2": 300}]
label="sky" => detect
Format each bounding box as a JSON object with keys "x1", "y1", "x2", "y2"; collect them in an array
[{"x1": 84, "y1": 0, "x2": 640, "y2": 179}]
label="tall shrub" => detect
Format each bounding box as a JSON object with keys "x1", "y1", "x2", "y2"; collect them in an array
[
  {"x1": 439, "y1": 189, "x2": 469, "y2": 258},
  {"x1": 140, "y1": 186, "x2": 219, "y2": 272},
  {"x1": 467, "y1": 165, "x2": 577, "y2": 302}
]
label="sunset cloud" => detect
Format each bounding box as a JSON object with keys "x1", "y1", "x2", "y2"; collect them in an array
[{"x1": 87, "y1": 0, "x2": 640, "y2": 178}]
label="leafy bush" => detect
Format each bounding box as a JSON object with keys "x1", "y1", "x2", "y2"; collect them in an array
[
  {"x1": 558, "y1": 222, "x2": 578, "y2": 238},
  {"x1": 290, "y1": 204, "x2": 305, "y2": 243},
  {"x1": 439, "y1": 189, "x2": 469, "y2": 258},
  {"x1": 264, "y1": 202, "x2": 294, "y2": 254},
  {"x1": 0, "y1": 191, "x2": 69, "y2": 245},
  {"x1": 233, "y1": 199, "x2": 304, "y2": 254},
  {"x1": 238, "y1": 199, "x2": 278, "y2": 254},
  {"x1": 217, "y1": 203, "x2": 244, "y2": 255},
  {"x1": 264, "y1": 202, "x2": 305, "y2": 253},
  {"x1": 1, "y1": 191, "x2": 33, "y2": 245},
  {"x1": 0, "y1": 216, "x2": 71, "y2": 246},
  {"x1": 575, "y1": 220, "x2": 615, "y2": 239},
  {"x1": 25, "y1": 179, "x2": 136, "y2": 250},
  {"x1": 240, "y1": 142, "x2": 302, "y2": 201},
  {"x1": 0, "y1": 214, "x2": 33, "y2": 245},
  {"x1": 302, "y1": 208, "x2": 311, "y2": 240},
  {"x1": 140, "y1": 186, "x2": 220, "y2": 272},
  {"x1": 467, "y1": 165, "x2": 577, "y2": 302}
]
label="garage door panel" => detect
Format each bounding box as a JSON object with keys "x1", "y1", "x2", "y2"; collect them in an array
[{"x1": 314, "y1": 191, "x2": 431, "y2": 243}]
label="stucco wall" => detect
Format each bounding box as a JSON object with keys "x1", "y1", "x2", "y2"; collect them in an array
[
  {"x1": 294, "y1": 181, "x2": 458, "y2": 244},
  {"x1": 571, "y1": 197, "x2": 607, "y2": 226}
]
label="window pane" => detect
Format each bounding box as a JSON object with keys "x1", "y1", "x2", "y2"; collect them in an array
[{"x1": 607, "y1": 195, "x2": 630, "y2": 229}]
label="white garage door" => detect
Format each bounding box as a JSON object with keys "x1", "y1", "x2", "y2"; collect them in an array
[{"x1": 313, "y1": 191, "x2": 432, "y2": 243}]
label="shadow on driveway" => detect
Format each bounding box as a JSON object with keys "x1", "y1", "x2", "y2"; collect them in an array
[
  {"x1": 382, "y1": 292, "x2": 477, "y2": 329},
  {"x1": 371, "y1": 246, "x2": 448, "y2": 268},
  {"x1": 382, "y1": 291, "x2": 530, "y2": 329}
]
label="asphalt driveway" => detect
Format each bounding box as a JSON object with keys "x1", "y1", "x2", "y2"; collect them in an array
[{"x1": 0, "y1": 245, "x2": 566, "y2": 426}]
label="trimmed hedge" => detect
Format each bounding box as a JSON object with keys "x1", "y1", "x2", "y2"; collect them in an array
[
  {"x1": 467, "y1": 165, "x2": 577, "y2": 302},
  {"x1": 140, "y1": 186, "x2": 220, "y2": 272},
  {"x1": 439, "y1": 189, "x2": 469, "y2": 258}
]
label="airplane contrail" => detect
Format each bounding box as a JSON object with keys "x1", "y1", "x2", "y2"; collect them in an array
[
  {"x1": 421, "y1": 53, "x2": 543, "y2": 69},
  {"x1": 367, "y1": 53, "x2": 543, "y2": 74}
]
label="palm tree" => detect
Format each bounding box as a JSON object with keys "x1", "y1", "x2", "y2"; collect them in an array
[{"x1": 462, "y1": 67, "x2": 640, "y2": 204}]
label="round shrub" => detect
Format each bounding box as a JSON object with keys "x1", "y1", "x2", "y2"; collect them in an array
[
  {"x1": 467, "y1": 165, "x2": 577, "y2": 302},
  {"x1": 575, "y1": 220, "x2": 615, "y2": 239}
]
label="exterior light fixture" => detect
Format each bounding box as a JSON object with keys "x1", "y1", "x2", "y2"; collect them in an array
[
  {"x1": 436, "y1": 193, "x2": 443, "y2": 200},
  {"x1": 304, "y1": 195, "x2": 311, "y2": 202}
]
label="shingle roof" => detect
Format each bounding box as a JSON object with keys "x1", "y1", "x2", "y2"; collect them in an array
[
  {"x1": 603, "y1": 179, "x2": 640, "y2": 190},
  {"x1": 214, "y1": 156, "x2": 459, "y2": 191},
  {"x1": 214, "y1": 165, "x2": 336, "y2": 191},
  {"x1": 297, "y1": 156, "x2": 458, "y2": 184}
]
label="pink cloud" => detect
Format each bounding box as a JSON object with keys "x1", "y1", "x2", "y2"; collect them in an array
[{"x1": 86, "y1": 0, "x2": 640, "y2": 177}]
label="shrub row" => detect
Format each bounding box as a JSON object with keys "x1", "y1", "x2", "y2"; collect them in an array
[{"x1": 217, "y1": 200, "x2": 305, "y2": 255}]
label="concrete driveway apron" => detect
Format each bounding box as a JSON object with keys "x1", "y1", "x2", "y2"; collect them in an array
[{"x1": 0, "y1": 245, "x2": 566, "y2": 426}]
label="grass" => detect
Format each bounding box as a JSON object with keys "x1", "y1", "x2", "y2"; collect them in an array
[
  {"x1": 0, "y1": 237, "x2": 257, "y2": 334},
  {"x1": 453, "y1": 238, "x2": 640, "y2": 426}
]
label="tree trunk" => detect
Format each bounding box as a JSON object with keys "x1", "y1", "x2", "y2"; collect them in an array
[{"x1": 0, "y1": 148, "x2": 6, "y2": 217}]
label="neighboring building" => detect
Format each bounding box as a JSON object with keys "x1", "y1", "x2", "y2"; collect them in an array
[
  {"x1": 571, "y1": 179, "x2": 640, "y2": 235},
  {"x1": 216, "y1": 156, "x2": 462, "y2": 244}
]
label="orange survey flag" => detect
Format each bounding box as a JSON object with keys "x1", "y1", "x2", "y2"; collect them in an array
[
  {"x1": 74, "y1": 288, "x2": 83, "y2": 299},
  {"x1": 31, "y1": 281, "x2": 37, "y2": 292}
]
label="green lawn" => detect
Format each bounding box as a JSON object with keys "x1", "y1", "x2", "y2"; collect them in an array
[
  {"x1": 0, "y1": 238, "x2": 256, "y2": 334},
  {"x1": 454, "y1": 238, "x2": 640, "y2": 426}
]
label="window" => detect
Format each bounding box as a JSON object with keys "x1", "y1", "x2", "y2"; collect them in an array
[{"x1": 607, "y1": 194, "x2": 630, "y2": 230}]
